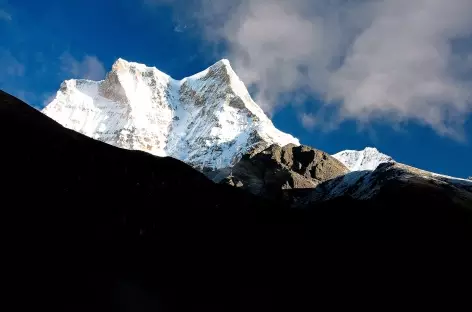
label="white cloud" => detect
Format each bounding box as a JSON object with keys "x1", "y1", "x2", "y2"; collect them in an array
[
  {"x1": 300, "y1": 113, "x2": 317, "y2": 130},
  {"x1": 59, "y1": 52, "x2": 106, "y2": 80},
  {"x1": 0, "y1": 9, "x2": 12, "y2": 21},
  {"x1": 42, "y1": 92, "x2": 56, "y2": 107},
  {"x1": 153, "y1": 0, "x2": 472, "y2": 138},
  {"x1": 0, "y1": 49, "x2": 24, "y2": 81}
]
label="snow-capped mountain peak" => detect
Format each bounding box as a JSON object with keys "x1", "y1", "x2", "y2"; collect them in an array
[
  {"x1": 332, "y1": 147, "x2": 394, "y2": 171},
  {"x1": 42, "y1": 58, "x2": 299, "y2": 170}
]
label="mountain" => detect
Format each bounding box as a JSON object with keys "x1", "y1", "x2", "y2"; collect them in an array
[
  {"x1": 42, "y1": 57, "x2": 464, "y2": 185},
  {"x1": 331, "y1": 148, "x2": 471, "y2": 199},
  {"x1": 300, "y1": 161, "x2": 472, "y2": 203},
  {"x1": 39, "y1": 57, "x2": 471, "y2": 214},
  {"x1": 42, "y1": 58, "x2": 298, "y2": 171},
  {"x1": 2, "y1": 90, "x2": 472, "y2": 310},
  {"x1": 212, "y1": 143, "x2": 349, "y2": 202},
  {"x1": 212, "y1": 141, "x2": 472, "y2": 207},
  {"x1": 0, "y1": 89, "x2": 305, "y2": 311},
  {"x1": 332, "y1": 147, "x2": 394, "y2": 171}
]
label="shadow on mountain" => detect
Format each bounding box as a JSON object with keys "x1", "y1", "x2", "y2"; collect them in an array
[
  {"x1": 1, "y1": 90, "x2": 471, "y2": 311},
  {"x1": 301, "y1": 170, "x2": 472, "y2": 238},
  {"x1": 0, "y1": 90, "x2": 308, "y2": 311}
]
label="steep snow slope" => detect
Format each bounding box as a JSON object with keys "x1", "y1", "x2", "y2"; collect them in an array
[
  {"x1": 332, "y1": 147, "x2": 394, "y2": 171},
  {"x1": 43, "y1": 58, "x2": 299, "y2": 170}
]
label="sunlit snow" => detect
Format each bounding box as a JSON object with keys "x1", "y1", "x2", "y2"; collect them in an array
[
  {"x1": 43, "y1": 58, "x2": 299, "y2": 170},
  {"x1": 332, "y1": 147, "x2": 394, "y2": 171}
]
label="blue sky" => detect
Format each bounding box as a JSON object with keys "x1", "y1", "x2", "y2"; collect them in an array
[{"x1": 1, "y1": 0, "x2": 471, "y2": 178}]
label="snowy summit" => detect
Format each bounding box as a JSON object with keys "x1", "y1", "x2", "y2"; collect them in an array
[
  {"x1": 42, "y1": 58, "x2": 299, "y2": 170},
  {"x1": 332, "y1": 147, "x2": 394, "y2": 171}
]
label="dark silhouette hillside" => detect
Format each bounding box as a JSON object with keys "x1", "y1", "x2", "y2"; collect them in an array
[{"x1": 1, "y1": 90, "x2": 471, "y2": 311}]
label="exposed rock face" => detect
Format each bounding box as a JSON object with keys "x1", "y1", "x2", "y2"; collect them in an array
[
  {"x1": 213, "y1": 143, "x2": 349, "y2": 201},
  {"x1": 214, "y1": 141, "x2": 472, "y2": 207}
]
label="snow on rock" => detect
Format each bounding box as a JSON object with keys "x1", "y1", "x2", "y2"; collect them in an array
[
  {"x1": 300, "y1": 162, "x2": 472, "y2": 204},
  {"x1": 429, "y1": 172, "x2": 472, "y2": 187},
  {"x1": 332, "y1": 147, "x2": 471, "y2": 187},
  {"x1": 332, "y1": 147, "x2": 394, "y2": 172},
  {"x1": 43, "y1": 58, "x2": 299, "y2": 170}
]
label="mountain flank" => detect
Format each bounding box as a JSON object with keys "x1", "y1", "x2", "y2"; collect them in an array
[
  {"x1": 2, "y1": 83, "x2": 472, "y2": 310},
  {"x1": 42, "y1": 58, "x2": 298, "y2": 170}
]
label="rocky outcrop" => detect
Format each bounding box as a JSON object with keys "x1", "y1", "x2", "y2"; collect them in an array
[
  {"x1": 216, "y1": 141, "x2": 472, "y2": 208},
  {"x1": 213, "y1": 143, "x2": 349, "y2": 201}
]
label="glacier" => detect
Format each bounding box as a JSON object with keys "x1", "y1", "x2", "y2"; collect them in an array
[{"x1": 42, "y1": 58, "x2": 299, "y2": 170}]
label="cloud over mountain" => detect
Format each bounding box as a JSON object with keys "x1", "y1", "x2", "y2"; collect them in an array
[
  {"x1": 149, "y1": 0, "x2": 472, "y2": 138},
  {"x1": 59, "y1": 52, "x2": 106, "y2": 81}
]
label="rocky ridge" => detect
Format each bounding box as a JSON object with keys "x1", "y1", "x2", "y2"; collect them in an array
[
  {"x1": 212, "y1": 144, "x2": 349, "y2": 201},
  {"x1": 297, "y1": 161, "x2": 472, "y2": 205},
  {"x1": 40, "y1": 58, "x2": 471, "y2": 210},
  {"x1": 4, "y1": 89, "x2": 472, "y2": 312}
]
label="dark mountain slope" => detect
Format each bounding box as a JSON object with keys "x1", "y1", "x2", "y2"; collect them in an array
[
  {"x1": 1, "y1": 90, "x2": 472, "y2": 311},
  {"x1": 298, "y1": 163, "x2": 472, "y2": 238},
  {"x1": 0, "y1": 90, "x2": 306, "y2": 311}
]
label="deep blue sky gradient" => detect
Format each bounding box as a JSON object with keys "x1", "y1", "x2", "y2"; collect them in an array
[{"x1": 0, "y1": 0, "x2": 470, "y2": 177}]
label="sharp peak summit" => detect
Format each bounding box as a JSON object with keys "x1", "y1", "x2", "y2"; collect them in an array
[
  {"x1": 112, "y1": 57, "x2": 231, "y2": 67},
  {"x1": 43, "y1": 56, "x2": 299, "y2": 171},
  {"x1": 332, "y1": 146, "x2": 394, "y2": 172},
  {"x1": 340, "y1": 147, "x2": 381, "y2": 153},
  {"x1": 209, "y1": 58, "x2": 232, "y2": 69},
  {"x1": 109, "y1": 57, "x2": 235, "y2": 78}
]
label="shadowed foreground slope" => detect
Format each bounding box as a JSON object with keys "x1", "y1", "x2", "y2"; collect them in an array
[
  {"x1": 1, "y1": 90, "x2": 471, "y2": 311},
  {"x1": 0, "y1": 89, "x2": 308, "y2": 311}
]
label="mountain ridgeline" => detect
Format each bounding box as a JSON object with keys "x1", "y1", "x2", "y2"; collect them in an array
[
  {"x1": 42, "y1": 58, "x2": 298, "y2": 171},
  {"x1": 2, "y1": 87, "x2": 471, "y2": 310},
  {"x1": 1, "y1": 58, "x2": 472, "y2": 310},
  {"x1": 42, "y1": 58, "x2": 472, "y2": 207}
]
